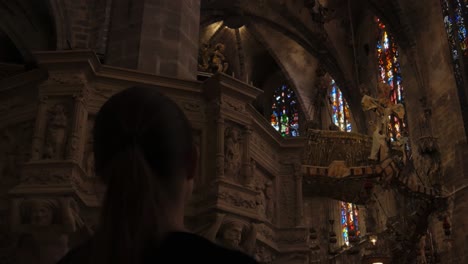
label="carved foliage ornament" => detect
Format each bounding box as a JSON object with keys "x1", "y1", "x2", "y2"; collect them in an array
[
  {"x1": 21, "y1": 169, "x2": 70, "y2": 185},
  {"x1": 217, "y1": 191, "x2": 256, "y2": 210}
]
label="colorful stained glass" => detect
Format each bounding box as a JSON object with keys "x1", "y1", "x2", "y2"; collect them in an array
[
  {"x1": 340, "y1": 201, "x2": 360, "y2": 246},
  {"x1": 330, "y1": 80, "x2": 352, "y2": 132},
  {"x1": 376, "y1": 18, "x2": 408, "y2": 142},
  {"x1": 271, "y1": 85, "x2": 300, "y2": 137},
  {"x1": 441, "y1": 0, "x2": 467, "y2": 88}
]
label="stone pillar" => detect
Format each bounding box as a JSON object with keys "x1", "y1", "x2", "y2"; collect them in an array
[
  {"x1": 31, "y1": 96, "x2": 48, "y2": 160},
  {"x1": 106, "y1": 0, "x2": 200, "y2": 80},
  {"x1": 216, "y1": 117, "x2": 225, "y2": 180},
  {"x1": 66, "y1": 94, "x2": 87, "y2": 162},
  {"x1": 294, "y1": 163, "x2": 304, "y2": 226}
]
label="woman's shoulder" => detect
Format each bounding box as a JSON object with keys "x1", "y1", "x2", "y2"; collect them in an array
[
  {"x1": 57, "y1": 232, "x2": 258, "y2": 264},
  {"x1": 159, "y1": 232, "x2": 258, "y2": 263}
]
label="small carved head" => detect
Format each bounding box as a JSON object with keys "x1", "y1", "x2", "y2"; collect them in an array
[
  {"x1": 226, "y1": 127, "x2": 240, "y2": 142},
  {"x1": 215, "y1": 43, "x2": 225, "y2": 52},
  {"x1": 219, "y1": 220, "x2": 244, "y2": 248},
  {"x1": 52, "y1": 104, "x2": 65, "y2": 114},
  {"x1": 21, "y1": 199, "x2": 58, "y2": 226}
]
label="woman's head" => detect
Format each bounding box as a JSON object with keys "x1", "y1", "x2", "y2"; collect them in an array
[
  {"x1": 92, "y1": 86, "x2": 198, "y2": 263},
  {"x1": 93, "y1": 86, "x2": 196, "y2": 188}
]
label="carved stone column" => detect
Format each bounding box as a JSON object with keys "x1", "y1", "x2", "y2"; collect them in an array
[
  {"x1": 242, "y1": 126, "x2": 253, "y2": 187},
  {"x1": 66, "y1": 93, "x2": 87, "y2": 162},
  {"x1": 30, "y1": 96, "x2": 48, "y2": 160},
  {"x1": 216, "y1": 116, "x2": 225, "y2": 180},
  {"x1": 294, "y1": 163, "x2": 304, "y2": 226}
]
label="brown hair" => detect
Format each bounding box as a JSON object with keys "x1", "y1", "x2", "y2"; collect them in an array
[{"x1": 92, "y1": 86, "x2": 194, "y2": 263}]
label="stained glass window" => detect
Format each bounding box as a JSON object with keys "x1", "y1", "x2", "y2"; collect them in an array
[
  {"x1": 271, "y1": 85, "x2": 300, "y2": 137},
  {"x1": 341, "y1": 201, "x2": 360, "y2": 246},
  {"x1": 376, "y1": 18, "x2": 408, "y2": 142},
  {"x1": 330, "y1": 80, "x2": 352, "y2": 132},
  {"x1": 441, "y1": 0, "x2": 468, "y2": 88}
]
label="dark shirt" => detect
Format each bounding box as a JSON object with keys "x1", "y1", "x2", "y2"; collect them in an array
[{"x1": 57, "y1": 232, "x2": 258, "y2": 263}]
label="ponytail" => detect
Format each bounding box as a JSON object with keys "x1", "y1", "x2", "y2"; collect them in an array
[{"x1": 93, "y1": 144, "x2": 161, "y2": 264}]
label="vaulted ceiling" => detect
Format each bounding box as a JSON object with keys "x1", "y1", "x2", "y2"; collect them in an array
[{"x1": 200, "y1": 0, "x2": 416, "y2": 133}]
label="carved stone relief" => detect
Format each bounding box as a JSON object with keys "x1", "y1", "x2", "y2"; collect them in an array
[
  {"x1": 257, "y1": 223, "x2": 275, "y2": 242},
  {"x1": 43, "y1": 104, "x2": 69, "y2": 160},
  {"x1": 201, "y1": 213, "x2": 257, "y2": 256},
  {"x1": 217, "y1": 190, "x2": 256, "y2": 210},
  {"x1": 305, "y1": 129, "x2": 371, "y2": 167},
  {"x1": 198, "y1": 43, "x2": 229, "y2": 73},
  {"x1": 21, "y1": 169, "x2": 70, "y2": 185},
  {"x1": 252, "y1": 167, "x2": 276, "y2": 222},
  {"x1": 9, "y1": 197, "x2": 89, "y2": 264},
  {"x1": 255, "y1": 243, "x2": 276, "y2": 264},
  {"x1": 224, "y1": 126, "x2": 242, "y2": 182},
  {"x1": 222, "y1": 96, "x2": 246, "y2": 114},
  {"x1": 45, "y1": 73, "x2": 85, "y2": 86},
  {"x1": 82, "y1": 117, "x2": 95, "y2": 177}
]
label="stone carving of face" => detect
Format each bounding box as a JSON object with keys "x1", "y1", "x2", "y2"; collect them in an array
[
  {"x1": 30, "y1": 200, "x2": 54, "y2": 226},
  {"x1": 221, "y1": 222, "x2": 243, "y2": 248}
]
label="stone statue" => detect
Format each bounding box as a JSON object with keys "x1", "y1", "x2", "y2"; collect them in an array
[
  {"x1": 211, "y1": 43, "x2": 229, "y2": 73},
  {"x1": 255, "y1": 245, "x2": 275, "y2": 263},
  {"x1": 198, "y1": 43, "x2": 211, "y2": 71},
  {"x1": 44, "y1": 104, "x2": 68, "y2": 159},
  {"x1": 369, "y1": 125, "x2": 388, "y2": 161},
  {"x1": 197, "y1": 42, "x2": 229, "y2": 73},
  {"x1": 245, "y1": 158, "x2": 256, "y2": 188},
  {"x1": 203, "y1": 213, "x2": 257, "y2": 256},
  {"x1": 19, "y1": 199, "x2": 58, "y2": 226},
  {"x1": 224, "y1": 127, "x2": 241, "y2": 181},
  {"x1": 256, "y1": 184, "x2": 266, "y2": 217},
  {"x1": 11, "y1": 197, "x2": 84, "y2": 264},
  {"x1": 265, "y1": 180, "x2": 275, "y2": 221}
]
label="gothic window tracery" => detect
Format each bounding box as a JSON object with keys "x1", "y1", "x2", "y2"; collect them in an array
[
  {"x1": 330, "y1": 79, "x2": 352, "y2": 132},
  {"x1": 341, "y1": 201, "x2": 360, "y2": 246},
  {"x1": 271, "y1": 85, "x2": 300, "y2": 137},
  {"x1": 376, "y1": 18, "x2": 408, "y2": 142},
  {"x1": 441, "y1": 0, "x2": 468, "y2": 115}
]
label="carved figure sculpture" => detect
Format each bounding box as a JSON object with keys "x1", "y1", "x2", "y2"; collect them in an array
[
  {"x1": 265, "y1": 181, "x2": 275, "y2": 221},
  {"x1": 369, "y1": 125, "x2": 388, "y2": 161},
  {"x1": 44, "y1": 104, "x2": 68, "y2": 159},
  {"x1": 362, "y1": 92, "x2": 406, "y2": 160},
  {"x1": 224, "y1": 127, "x2": 241, "y2": 181},
  {"x1": 11, "y1": 197, "x2": 91, "y2": 264},
  {"x1": 20, "y1": 199, "x2": 58, "y2": 226},
  {"x1": 256, "y1": 185, "x2": 266, "y2": 217},
  {"x1": 198, "y1": 43, "x2": 211, "y2": 71},
  {"x1": 255, "y1": 245, "x2": 275, "y2": 263},
  {"x1": 211, "y1": 43, "x2": 229, "y2": 73},
  {"x1": 203, "y1": 213, "x2": 257, "y2": 256}
]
